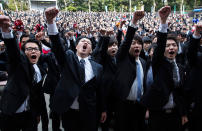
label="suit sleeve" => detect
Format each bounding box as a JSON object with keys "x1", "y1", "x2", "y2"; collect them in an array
[
  {"x1": 117, "y1": 29, "x2": 123, "y2": 47},
  {"x1": 3, "y1": 37, "x2": 22, "y2": 74},
  {"x1": 116, "y1": 26, "x2": 137, "y2": 62},
  {"x1": 187, "y1": 35, "x2": 201, "y2": 67},
  {"x1": 152, "y1": 32, "x2": 167, "y2": 75},
  {"x1": 49, "y1": 34, "x2": 67, "y2": 67}
]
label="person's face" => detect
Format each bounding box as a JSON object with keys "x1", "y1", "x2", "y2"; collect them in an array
[
  {"x1": 152, "y1": 37, "x2": 157, "y2": 43},
  {"x1": 21, "y1": 37, "x2": 29, "y2": 46},
  {"x1": 149, "y1": 48, "x2": 154, "y2": 58},
  {"x1": 24, "y1": 42, "x2": 41, "y2": 64},
  {"x1": 164, "y1": 39, "x2": 178, "y2": 60},
  {"x1": 0, "y1": 41, "x2": 5, "y2": 52},
  {"x1": 129, "y1": 40, "x2": 142, "y2": 58},
  {"x1": 143, "y1": 42, "x2": 151, "y2": 51},
  {"x1": 107, "y1": 43, "x2": 118, "y2": 57},
  {"x1": 76, "y1": 38, "x2": 92, "y2": 58}
]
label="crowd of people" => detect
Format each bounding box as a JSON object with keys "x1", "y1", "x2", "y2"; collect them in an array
[{"x1": 0, "y1": 5, "x2": 201, "y2": 131}]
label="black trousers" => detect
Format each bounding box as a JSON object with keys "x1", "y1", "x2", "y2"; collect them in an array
[
  {"x1": 61, "y1": 109, "x2": 82, "y2": 131},
  {"x1": 149, "y1": 109, "x2": 182, "y2": 131},
  {"x1": 0, "y1": 111, "x2": 37, "y2": 131},
  {"x1": 114, "y1": 100, "x2": 146, "y2": 131},
  {"x1": 62, "y1": 108, "x2": 96, "y2": 131},
  {"x1": 188, "y1": 116, "x2": 202, "y2": 131}
]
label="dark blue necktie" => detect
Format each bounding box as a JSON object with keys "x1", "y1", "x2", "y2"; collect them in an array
[
  {"x1": 136, "y1": 61, "x2": 142, "y2": 101},
  {"x1": 80, "y1": 59, "x2": 85, "y2": 84}
]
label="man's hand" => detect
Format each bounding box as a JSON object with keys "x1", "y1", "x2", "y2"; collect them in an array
[
  {"x1": 158, "y1": 6, "x2": 171, "y2": 24},
  {"x1": 119, "y1": 20, "x2": 126, "y2": 28},
  {"x1": 194, "y1": 24, "x2": 202, "y2": 37},
  {"x1": 182, "y1": 116, "x2": 188, "y2": 125},
  {"x1": 35, "y1": 32, "x2": 45, "y2": 41},
  {"x1": 132, "y1": 11, "x2": 145, "y2": 25},
  {"x1": 100, "y1": 28, "x2": 107, "y2": 36},
  {"x1": 45, "y1": 7, "x2": 59, "y2": 24},
  {"x1": 100, "y1": 112, "x2": 107, "y2": 123},
  {"x1": 0, "y1": 15, "x2": 11, "y2": 33}
]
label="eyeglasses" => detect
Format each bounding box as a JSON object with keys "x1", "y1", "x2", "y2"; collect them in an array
[{"x1": 25, "y1": 47, "x2": 40, "y2": 52}]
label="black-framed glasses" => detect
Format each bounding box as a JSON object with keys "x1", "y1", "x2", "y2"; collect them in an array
[{"x1": 25, "y1": 47, "x2": 40, "y2": 52}]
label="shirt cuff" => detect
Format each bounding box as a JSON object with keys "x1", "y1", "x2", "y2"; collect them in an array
[
  {"x1": 47, "y1": 22, "x2": 59, "y2": 35},
  {"x1": 130, "y1": 23, "x2": 138, "y2": 29},
  {"x1": 193, "y1": 34, "x2": 201, "y2": 39},
  {"x1": 159, "y1": 24, "x2": 168, "y2": 33},
  {"x1": 118, "y1": 28, "x2": 123, "y2": 31},
  {"x1": 2, "y1": 30, "x2": 14, "y2": 39}
]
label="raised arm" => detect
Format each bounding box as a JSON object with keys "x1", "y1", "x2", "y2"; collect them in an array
[
  {"x1": 0, "y1": 16, "x2": 21, "y2": 69},
  {"x1": 45, "y1": 7, "x2": 66, "y2": 67},
  {"x1": 152, "y1": 6, "x2": 171, "y2": 72},
  {"x1": 116, "y1": 11, "x2": 144, "y2": 61},
  {"x1": 187, "y1": 24, "x2": 202, "y2": 67}
]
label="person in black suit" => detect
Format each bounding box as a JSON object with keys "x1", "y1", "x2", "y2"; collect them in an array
[
  {"x1": 176, "y1": 32, "x2": 188, "y2": 68},
  {"x1": 112, "y1": 11, "x2": 146, "y2": 131},
  {"x1": 0, "y1": 15, "x2": 47, "y2": 131},
  {"x1": 45, "y1": 7, "x2": 106, "y2": 131},
  {"x1": 141, "y1": 6, "x2": 188, "y2": 131},
  {"x1": 184, "y1": 24, "x2": 202, "y2": 131},
  {"x1": 63, "y1": 30, "x2": 76, "y2": 52},
  {"x1": 92, "y1": 33, "x2": 119, "y2": 131}
]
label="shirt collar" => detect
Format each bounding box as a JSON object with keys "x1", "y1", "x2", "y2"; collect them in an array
[{"x1": 77, "y1": 56, "x2": 89, "y2": 62}]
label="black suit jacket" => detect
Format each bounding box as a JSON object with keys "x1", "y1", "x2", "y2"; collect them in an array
[
  {"x1": 113, "y1": 26, "x2": 146, "y2": 101},
  {"x1": 64, "y1": 37, "x2": 76, "y2": 53},
  {"x1": 184, "y1": 36, "x2": 202, "y2": 117},
  {"x1": 141, "y1": 32, "x2": 186, "y2": 116},
  {"x1": 92, "y1": 36, "x2": 117, "y2": 111},
  {"x1": 49, "y1": 34, "x2": 104, "y2": 115},
  {"x1": 0, "y1": 38, "x2": 46, "y2": 116}
]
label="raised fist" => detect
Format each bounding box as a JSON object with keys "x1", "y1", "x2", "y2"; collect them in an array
[
  {"x1": 194, "y1": 24, "x2": 202, "y2": 36},
  {"x1": 35, "y1": 32, "x2": 45, "y2": 41},
  {"x1": 132, "y1": 11, "x2": 145, "y2": 25},
  {"x1": 45, "y1": 7, "x2": 59, "y2": 24},
  {"x1": 100, "y1": 28, "x2": 107, "y2": 36},
  {"x1": 158, "y1": 6, "x2": 171, "y2": 24},
  {"x1": 0, "y1": 15, "x2": 11, "y2": 33}
]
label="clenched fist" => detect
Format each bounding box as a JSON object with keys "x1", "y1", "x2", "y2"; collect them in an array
[
  {"x1": 45, "y1": 7, "x2": 59, "y2": 24},
  {"x1": 194, "y1": 24, "x2": 202, "y2": 37},
  {"x1": 0, "y1": 15, "x2": 11, "y2": 33},
  {"x1": 132, "y1": 11, "x2": 145, "y2": 25},
  {"x1": 158, "y1": 6, "x2": 171, "y2": 24}
]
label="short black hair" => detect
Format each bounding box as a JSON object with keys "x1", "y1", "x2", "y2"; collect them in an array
[
  {"x1": 167, "y1": 33, "x2": 178, "y2": 47},
  {"x1": 21, "y1": 39, "x2": 42, "y2": 52},
  {"x1": 108, "y1": 36, "x2": 118, "y2": 47},
  {"x1": 76, "y1": 36, "x2": 92, "y2": 45},
  {"x1": 133, "y1": 35, "x2": 143, "y2": 46},
  {"x1": 20, "y1": 34, "x2": 30, "y2": 43}
]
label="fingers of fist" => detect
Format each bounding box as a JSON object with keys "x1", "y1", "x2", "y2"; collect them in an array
[{"x1": 45, "y1": 7, "x2": 59, "y2": 20}]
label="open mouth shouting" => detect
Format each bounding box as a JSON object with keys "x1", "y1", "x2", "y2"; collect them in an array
[
  {"x1": 135, "y1": 49, "x2": 140, "y2": 53},
  {"x1": 169, "y1": 51, "x2": 175, "y2": 55},
  {"x1": 82, "y1": 45, "x2": 87, "y2": 50},
  {"x1": 31, "y1": 55, "x2": 37, "y2": 59}
]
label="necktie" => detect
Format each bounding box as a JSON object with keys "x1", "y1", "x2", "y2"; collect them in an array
[
  {"x1": 171, "y1": 61, "x2": 179, "y2": 87},
  {"x1": 80, "y1": 59, "x2": 85, "y2": 84},
  {"x1": 136, "y1": 62, "x2": 142, "y2": 101}
]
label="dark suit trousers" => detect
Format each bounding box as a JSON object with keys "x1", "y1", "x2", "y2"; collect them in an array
[
  {"x1": 114, "y1": 100, "x2": 146, "y2": 131},
  {"x1": 188, "y1": 116, "x2": 202, "y2": 131},
  {"x1": 149, "y1": 109, "x2": 182, "y2": 131},
  {"x1": 0, "y1": 111, "x2": 37, "y2": 131},
  {"x1": 61, "y1": 109, "x2": 81, "y2": 131}
]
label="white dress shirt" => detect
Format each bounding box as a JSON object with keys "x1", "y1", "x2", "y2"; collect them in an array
[
  {"x1": 70, "y1": 56, "x2": 94, "y2": 110},
  {"x1": 127, "y1": 58, "x2": 144, "y2": 101}
]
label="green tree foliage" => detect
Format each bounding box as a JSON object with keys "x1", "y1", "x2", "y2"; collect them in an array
[{"x1": 2, "y1": 0, "x2": 202, "y2": 11}]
